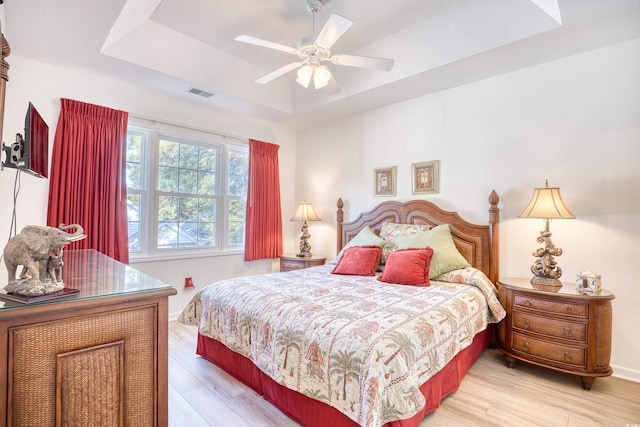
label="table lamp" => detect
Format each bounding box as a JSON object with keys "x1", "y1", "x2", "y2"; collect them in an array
[
  {"x1": 518, "y1": 180, "x2": 575, "y2": 288},
  {"x1": 290, "y1": 201, "x2": 321, "y2": 257}
]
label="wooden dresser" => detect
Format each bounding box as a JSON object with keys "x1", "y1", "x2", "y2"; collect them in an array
[
  {"x1": 0, "y1": 249, "x2": 176, "y2": 427},
  {"x1": 279, "y1": 254, "x2": 326, "y2": 272},
  {"x1": 496, "y1": 278, "x2": 614, "y2": 390}
]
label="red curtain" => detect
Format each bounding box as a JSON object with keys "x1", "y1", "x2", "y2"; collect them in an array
[
  {"x1": 244, "y1": 139, "x2": 283, "y2": 261},
  {"x1": 47, "y1": 98, "x2": 129, "y2": 263}
]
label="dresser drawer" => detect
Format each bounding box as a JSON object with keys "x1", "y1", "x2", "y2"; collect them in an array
[
  {"x1": 280, "y1": 255, "x2": 326, "y2": 272},
  {"x1": 280, "y1": 259, "x2": 305, "y2": 270},
  {"x1": 512, "y1": 332, "x2": 586, "y2": 368},
  {"x1": 513, "y1": 293, "x2": 588, "y2": 318},
  {"x1": 512, "y1": 311, "x2": 587, "y2": 343}
]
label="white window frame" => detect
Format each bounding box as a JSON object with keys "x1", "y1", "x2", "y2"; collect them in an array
[{"x1": 126, "y1": 121, "x2": 248, "y2": 261}]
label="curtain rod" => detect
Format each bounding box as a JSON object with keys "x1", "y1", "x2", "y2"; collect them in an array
[{"x1": 129, "y1": 113, "x2": 247, "y2": 144}]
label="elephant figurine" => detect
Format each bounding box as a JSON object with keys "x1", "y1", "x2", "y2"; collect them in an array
[{"x1": 3, "y1": 224, "x2": 86, "y2": 294}]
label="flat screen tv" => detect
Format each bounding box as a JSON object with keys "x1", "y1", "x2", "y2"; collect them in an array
[{"x1": 1, "y1": 102, "x2": 49, "y2": 178}]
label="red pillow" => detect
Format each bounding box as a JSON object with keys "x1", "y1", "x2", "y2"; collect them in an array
[
  {"x1": 377, "y1": 248, "x2": 434, "y2": 286},
  {"x1": 331, "y1": 246, "x2": 382, "y2": 276}
]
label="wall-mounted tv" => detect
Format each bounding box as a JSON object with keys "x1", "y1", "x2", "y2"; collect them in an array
[{"x1": 1, "y1": 102, "x2": 49, "y2": 178}]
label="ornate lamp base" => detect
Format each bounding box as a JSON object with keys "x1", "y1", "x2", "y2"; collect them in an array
[
  {"x1": 297, "y1": 221, "x2": 312, "y2": 257},
  {"x1": 528, "y1": 221, "x2": 565, "y2": 293}
]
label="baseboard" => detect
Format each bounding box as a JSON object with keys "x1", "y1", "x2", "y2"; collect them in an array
[
  {"x1": 611, "y1": 363, "x2": 640, "y2": 383},
  {"x1": 169, "y1": 311, "x2": 181, "y2": 322}
]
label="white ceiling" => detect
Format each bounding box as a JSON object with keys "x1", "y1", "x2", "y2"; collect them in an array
[{"x1": 3, "y1": 0, "x2": 640, "y2": 129}]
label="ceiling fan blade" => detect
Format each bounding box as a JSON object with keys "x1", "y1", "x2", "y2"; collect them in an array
[
  {"x1": 315, "y1": 14, "x2": 353, "y2": 49},
  {"x1": 235, "y1": 35, "x2": 297, "y2": 54},
  {"x1": 254, "y1": 62, "x2": 303, "y2": 84},
  {"x1": 331, "y1": 54, "x2": 394, "y2": 71}
]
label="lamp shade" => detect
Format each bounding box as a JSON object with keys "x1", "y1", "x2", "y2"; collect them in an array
[
  {"x1": 290, "y1": 202, "x2": 321, "y2": 222},
  {"x1": 518, "y1": 180, "x2": 575, "y2": 220},
  {"x1": 313, "y1": 65, "x2": 331, "y2": 89},
  {"x1": 296, "y1": 64, "x2": 313, "y2": 88}
]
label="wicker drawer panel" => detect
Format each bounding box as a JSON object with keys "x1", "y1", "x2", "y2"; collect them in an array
[
  {"x1": 513, "y1": 293, "x2": 588, "y2": 318},
  {"x1": 512, "y1": 332, "x2": 586, "y2": 368},
  {"x1": 57, "y1": 341, "x2": 125, "y2": 427},
  {"x1": 512, "y1": 311, "x2": 587, "y2": 343},
  {"x1": 9, "y1": 306, "x2": 156, "y2": 427}
]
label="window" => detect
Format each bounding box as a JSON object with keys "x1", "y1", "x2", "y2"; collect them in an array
[{"x1": 126, "y1": 124, "x2": 248, "y2": 258}]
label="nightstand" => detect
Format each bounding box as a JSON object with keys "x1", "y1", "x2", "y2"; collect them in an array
[
  {"x1": 279, "y1": 254, "x2": 326, "y2": 272},
  {"x1": 496, "y1": 278, "x2": 614, "y2": 390}
]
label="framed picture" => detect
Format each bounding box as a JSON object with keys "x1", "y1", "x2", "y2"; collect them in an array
[
  {"x1": 373, "y1": 166, "x2": 396, "y2": 197},
  {"x1": 412, "y1": 160, "x2": 440, "y2": 194}
]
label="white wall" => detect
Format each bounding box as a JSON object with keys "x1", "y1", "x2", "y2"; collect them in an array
[
  {"x1": 0, "y1": 55, "x2": 298, "y2": 318},
  {"x1": 296, "y1": 38, "x2": 640, "y2": 382}
]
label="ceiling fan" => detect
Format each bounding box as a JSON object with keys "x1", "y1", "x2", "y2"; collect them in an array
[{"x1": 235, "y1": 0, "x2": 394, "y2": 89}]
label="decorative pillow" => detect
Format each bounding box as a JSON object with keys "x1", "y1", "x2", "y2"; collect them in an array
[
  {"x1": 333, "y1": 226, "x2": 386, "y2": 264},
  {"x1": 396, "y1": 224, "x2": 471, "y2": 278},
  {"x1": 331, "y1": 246, "x2": 382, "y2": 276},
  {"x1": 379, "y1": 222, "x2": 432, "y2": 264},
  {"x1": 377, "y1": 248, "x2": 434, "y2": 286}
]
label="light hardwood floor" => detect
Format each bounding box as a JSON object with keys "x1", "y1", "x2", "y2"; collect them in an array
[{"x1": 168, "y1": 321, "x2": 640, "y2": 427}]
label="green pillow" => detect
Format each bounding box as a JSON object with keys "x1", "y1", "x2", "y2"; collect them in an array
[
  {"x1": 336, "y1": 226, "x2": 386, "y2": 262},
  {"x1": 396, "y1": 224, "x2": 470, "y2": 278}
]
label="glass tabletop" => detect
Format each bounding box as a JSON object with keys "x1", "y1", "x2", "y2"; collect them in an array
[
  {"x1": 0, "y1": 249, "x2": 174, "y2": 310},
  {"x1": 498, "y1": 277, "x2": 614, "y2": 298}
]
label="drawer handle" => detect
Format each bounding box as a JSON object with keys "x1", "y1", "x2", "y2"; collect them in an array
[
  {"x1": 563, "y1": 352, "x2": 573, "y2": 361},
  {"x1": 523, "y1": 300, "x2": 532, "y2": 307},
  {"x1": 564, "y1": 327, "x2": 572, "y2": 336},
  {"x1": 522, "y1": 342, "x2": 530, "y2": 352},
  {"x1": 523, "y1": 319, "x2": 530, "y2": 329},
  {"x1": 565, "y1": 306, "x2": 573, "y2": 314}
]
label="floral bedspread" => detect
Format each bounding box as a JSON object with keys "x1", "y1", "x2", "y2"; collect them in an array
[{"x1": 178, "y1": 265, "x2": 505, "y2": 427}]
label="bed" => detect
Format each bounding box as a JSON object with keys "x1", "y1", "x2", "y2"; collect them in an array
[{"x1": 178, "y1": 191, "x2": 504, "y2": 427}]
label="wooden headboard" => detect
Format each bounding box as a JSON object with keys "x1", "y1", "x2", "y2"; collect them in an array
[{"x1": 336, "y1": 191, "x2": 500, "y2": 283}]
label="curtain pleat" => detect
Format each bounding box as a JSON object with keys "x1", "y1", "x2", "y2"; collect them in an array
[
  {"x1": 244, "y1": 139, "x2": 283, "y2": 261},
  {"x1": 47, "y1": 98, "x2": 129, "y2": 263}
]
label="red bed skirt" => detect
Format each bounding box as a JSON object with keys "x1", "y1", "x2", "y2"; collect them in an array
[{"x1": 197, "y1": 327, "x2": 493, "y2": 427}]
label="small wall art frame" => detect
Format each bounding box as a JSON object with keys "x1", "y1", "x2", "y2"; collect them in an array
[
  {"x1": 412, "y1": 160, "x2": 440, "y2": 194},
  {"x1": 373, "y1": 166, "x2": 397, "y2": 197}
]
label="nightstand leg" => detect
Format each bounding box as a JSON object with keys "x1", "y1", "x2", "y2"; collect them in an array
[
  {"x1": 505, "y1": 355, "x2": 516, "y2": 368},
  {"x1": 580, "y1": 376, "x2": 595, "y2": 390}
]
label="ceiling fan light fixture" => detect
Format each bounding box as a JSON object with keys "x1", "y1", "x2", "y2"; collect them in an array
[
  {"x1": 296, "y1": 64, "x2": 313, "y2": 88},
  {"x1": 313, "y1": 64, "x2": 331, "y2": 89}
]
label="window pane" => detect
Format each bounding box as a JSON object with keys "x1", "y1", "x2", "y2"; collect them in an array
[
  {"x1": 127, "y1": 193, "x2": 141, "y2": 251},
  {"x1": 228, "y1": 199, "x2": 246, "y2": 245},
  {"x1": 178, "y1": 222, "x2": 198, "y2": 248},
  {"x1": 180, "y1": 144, "x2": 199, "y2": 169},
  {"x1": 178, "y1": 197, "x2": 198, "y2": 222},
  {"x1": 199, "y1": 198, "x2": 216, "y2": 222},
  {"x1": 126, "y1": 134, "x2": 142, "y2": 190},
  {"x1": 158, "y1": 166, "x2": 178, "y2": 192},
  {"x1": 228, "y1": 150, "x2": 248, "y2": 197},
  {"x1": 179, "y1": 168, "x2": 198, "y2": 194},
  {"x1": 158, "y1": 195, "x2": 178, "y2": 221},
  {"x1": 157, "y1": 221, "x2": 178, "y2": 249},
  {"x1": 198, "y1": 171, "x2": 215, "y2": 194},
  {"x1": 199, "y1": 147, "x2": 216, "y2": 170},
  {"x1": 159, "y1": 139, "x2": 179, "y2": 166},
  {"x1": 198, "y1": 222, "x2": 215, "y2": 246}
]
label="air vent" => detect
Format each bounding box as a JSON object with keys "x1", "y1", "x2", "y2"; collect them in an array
[{"x1": 187, "y1": 87, "x2": 214, "y2": 98}]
